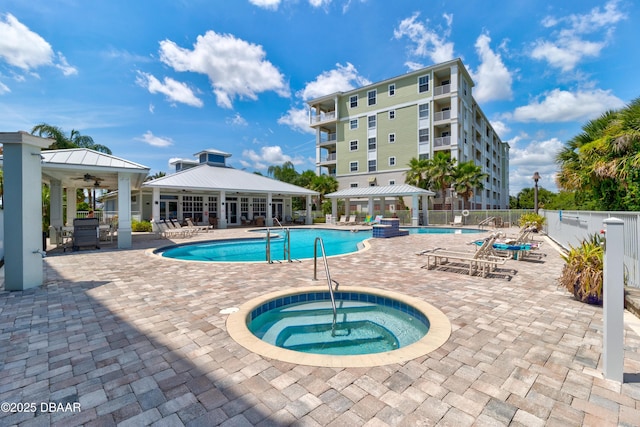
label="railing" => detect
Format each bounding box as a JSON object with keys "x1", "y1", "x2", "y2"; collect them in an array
[
  {"x1": 313, "y1": 237, "x2": 339, "y2": 336},
  {"x1": 434, "y1": 110, "x2": 451, "y2": 121},
  {"x1": 321, "y1": 153, "x2": 336, "y2": 162},
  {"x1": 434, "y1": 84, "x2": 451, "y2": 96},
  {"x1": 433, "y1": 136, "x2": 451, "y2": 147},
  {"x1": 311, "y1": 111, "x2": 336, "y2": 124},
  {"x1": 268, "y1": 218, "x2": 292, "y2": 262},
  {"x1": 477, "y1": 217, "x2": 495, "y2": 229}
]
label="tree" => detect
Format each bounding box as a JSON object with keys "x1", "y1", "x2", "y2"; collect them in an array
[
  {"x1": 267, "y1": 161, "x2": 298, "y2": 183},
  {"x1": 310, "y1": 174, "x2": 338, "y2": 209},
  {"x1": 31, "y1": 123, "x2": 112, "y2": 154},
  {"x1": 452, "y1": 161, "x2": 487, "y2": 210},
  {"x1": 426, "y1": 152, "x2": 455, "y2": 209},
  {"x1": 404, "y1": 157, "x2": 430, "y2": 189},
  {"x1": 556, "y1": 97, "x2": 640, "y2": 211},
  {"x1": 145, "y1": 172, "x2": 166, "y2": 181}
]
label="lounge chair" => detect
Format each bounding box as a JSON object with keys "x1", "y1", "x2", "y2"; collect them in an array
[
  {"x1": 167, "y1": 219, "x2": 196, "y2": 237},
  {"x1": 359, "y1": 215, "x2": 372, "y2": 225},
  {"x1": 417, "y1": 233, "x2": 512, "y2": 278},
  {"x1": 450, "y1": 215, "x2": 463, "y2": 226},
  {"x1": 337, "y1": 215, "x2": 347, "y2": 225},
  {"x1": 371, "y1": 215, "x2": 383, "y2": 224},
  {"x1": 186, "y1": 217, "x2": 211, "y2": 233},
  {"x1": 153, "y1": 220, "x2": 188, "y2": 238},
  {"x1": 347, "y1": 215, "x2": 357, "y2": 225}
]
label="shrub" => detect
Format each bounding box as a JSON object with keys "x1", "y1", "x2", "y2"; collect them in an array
[
  {"x1": 518, "y1": 212, "x2": 546, "y2": 230},
  {"x1": 132, "y1": 219, "x2": 152, "y2": 232},
  {"x1": 558, "y1": 233, "x2": 603, "y2": 305}
]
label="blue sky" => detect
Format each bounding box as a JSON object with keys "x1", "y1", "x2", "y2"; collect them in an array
[{"x1": 1, "y1": 0, "x2": 638, "y2": 195}]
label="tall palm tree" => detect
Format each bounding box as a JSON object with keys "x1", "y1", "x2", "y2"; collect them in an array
[
  {"x1": 31, "y1": 123, "x2": 112, "y2": 154},
  {"x1": 310, "y1": 174, "x2": 338, "y2": 209},
  {"x1": 426, "y1": 152, "x2": 455, "y2": 209},
  {"x1": 404, "y1": 157, "x2": 430, "y2": 189},
  {"x1": 452, "y1": 161, "x2": 487, "y2": 210},
  {"x1": 267, "y1": 161, "x2": 298, "y2": 183}
]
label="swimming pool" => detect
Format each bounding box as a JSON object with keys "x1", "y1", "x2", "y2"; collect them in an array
[
  {"x1": 154, "y1": 226, "x2": 485, "y2": 262},
  {"x1": 227, "y1": 286, "x2": 451, "y2": 367},
  {"x1": 156, "y1": 228, "x2": 369, "y2": 262}
]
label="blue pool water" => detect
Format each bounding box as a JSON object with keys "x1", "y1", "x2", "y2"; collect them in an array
[
  {"x1": 156, "y1": 226, "x2": 484, "y2": 262},
  {"x1": 248, "y1": 291, "x2": 430, "y2": 355}
]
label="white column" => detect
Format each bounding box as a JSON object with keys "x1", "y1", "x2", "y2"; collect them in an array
[
  {"x1": 66, "y1": 187, "x2": 77, "y2": 226},
  {"x1": 50, "y1": 179, "x2": 63, "y2": 229},
  {"x1": 412, "y1": 196, "x2": 419, "y2": 226},
  {"x1": 603, "y1": 218, "x2": 625, "y2": 382},
  {"x1": 117, "y1": 173, "x2": 132, "y2": 249},
  {"x1": 1, "y1": 132, "x2": 50, "y2": 290},
  {"x1": 306, "y1": 195, "x2": 313, "y2": 225},
  {"x1": 266, "y1": 193, "x2": 273, "y2": 227},
  {"x1": 367, "y1": 197, "x2": 374, "y2": 217},
  {"x1": 422, "y1": 195, "x2": 430, "y2": 225},
  {"x1": 218, "y1": 191, "x2": 226, "y2": 229},
  {"x1": 151, "y1": 187, "x2": 160, "y2": 231},
  {"x1": 331, "y1": 199, "x2": 338, "y2": 221}
]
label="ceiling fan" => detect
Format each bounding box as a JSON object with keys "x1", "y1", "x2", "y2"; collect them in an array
[{"x1": 71, "y1": 173, "x2": 104, "y2": 183}]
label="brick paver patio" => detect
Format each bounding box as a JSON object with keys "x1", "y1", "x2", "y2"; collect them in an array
[{"x1": 1, "y1": 227, "x2": 639, "y2": 426}]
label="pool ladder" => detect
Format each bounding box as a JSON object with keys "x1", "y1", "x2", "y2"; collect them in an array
[
  {"x1": 313, "y1": 237, "x2": 339, "y2": 336},
  {"x1": 265, "y1": 224, "x2": 296, "y2": 263}
]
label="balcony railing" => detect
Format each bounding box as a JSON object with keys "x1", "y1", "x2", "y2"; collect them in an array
[
  {"x1": 319, "y1": 133, "x2": 336, "y2": 144},
  {"x1": 320, "y1": 153, "x2": 336, "y2": 162},
  {"x1": 434, "y1": 84, "x2": 451, "y2": 96},
  {"x1": 434, "y1": 110, "x2": 451, "y2": 121},
  {"x1": 433, "y1": 136, "x2": 451, "y2": 147},
  {"x1": 311, "y1": 111, "x2": 336, "y2": 124}
]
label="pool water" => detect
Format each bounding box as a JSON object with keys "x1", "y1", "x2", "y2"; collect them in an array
[
  {"x1": 158, "y1": 228, "x2": 369, "y2": 262},
  {"x1": 249, "y1": 298, "x2": 429, "y2": 356},
  {"x1": 156, "y1": 226, "x2": 484, "y2": 262}
]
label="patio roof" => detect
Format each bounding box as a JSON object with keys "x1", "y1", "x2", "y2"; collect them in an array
[
  {"x1": 143, "y1": 163, "x2": 318, "y2": 196},
  {"x1": 39, "y1": 148, "x2": 150, "y2": 189},
  {"x1": 325, "y1": 184, "x2": 435, "y2": 198}
]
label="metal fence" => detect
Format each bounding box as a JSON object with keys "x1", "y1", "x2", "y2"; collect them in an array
[{"x1": 541, "y1": 210, "x2": 639, "y2": 289}]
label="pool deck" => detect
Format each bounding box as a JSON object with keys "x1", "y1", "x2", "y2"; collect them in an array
[{"x1": 1, "y1": 226, "x2": 639, "y2": 426}]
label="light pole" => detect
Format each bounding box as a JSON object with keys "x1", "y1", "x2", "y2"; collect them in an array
[{"x1": 533, "y1": 172, "x2": 540, "y2": 214}]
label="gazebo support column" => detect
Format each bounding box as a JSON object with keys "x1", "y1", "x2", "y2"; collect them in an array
[{"x1": 117, "y1": 172, "x2": 133, "y2": 249}]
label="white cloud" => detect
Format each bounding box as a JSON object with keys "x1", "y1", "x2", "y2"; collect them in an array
[
  {"x1": 226, "y1": 112, "x2": 248, "y2": 126},
  {"x1": 135, "y1": 71, "x2": 203, "y2": 107},
  {"x1": 158, "y1": 31, "x2": 290, "y2": 109},
  {"x1": 241, "y1": 145, "x2": 305, "y2": 170},
  {"x1": 0, "y1": 81, "x2": 10, "y2": 95},
  {"x1": 136, "y1": 131, "x2": 173, "y2": 147},
  {"x1": 490, "y1": 120, "x2": 509, "y2": 138},
  {"x1": 530, "y1": 0, "x2": 626, "y2": 71},
  {"x1": 468, "y1": 33, "x2": 513, "y2": 103},
  {"x1": 298, "y1": 62, "x2": 370, "y2": 101},
  {"x1": 309, "y1": 0, "x2": 331, "y2": 7},
  {"x1": 278, "y1": 107, "x2": 313, "y2": 134},
  {"x1": 393, "y1": 12, "x2": 455, "y2": 64},
  {"x1": 511, "y1": 88, "x2": 625, "y2": 123},
  {"x1": 0, "y1": 13, "x2": 77, "y2": 75},
  {"x1": 248, "y1": 0, "x2": 281, "y2": 10},
  {"x1": 508, "y1": 137, "x2": 564, "y2": 194}
]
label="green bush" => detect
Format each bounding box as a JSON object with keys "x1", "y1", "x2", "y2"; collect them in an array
[
  {"x1": 558, "y1": 234, "x2": 603, "y2": 305},
  {"x1": 132, "y1": 219, "x2": 152, "y2": 232},
  {"x1": 518, "y1": 212, "x2": 546, "y2": 230}
]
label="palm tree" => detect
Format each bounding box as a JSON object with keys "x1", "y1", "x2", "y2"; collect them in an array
[
  {"x1": 310, "y1": 174, "x2": 338, "y2": 209},
  {"x1": 426, "y1": 152, "x2": 455, "y2": 209},
  {"x1": 267, "y1": 161, "x2": 298, "y2": 183},
  {"x1": 452, "y1": 161, "x2": 487, "y2": 210},
  {"x1": 404, "y1": 157, "x2": 430, "y2": 189},
  {"x1": 31, "y1": 123, "x2": 112, "y2": 154}
]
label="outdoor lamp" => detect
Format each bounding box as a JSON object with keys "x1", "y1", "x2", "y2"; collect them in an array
[{"x1": 533, "y1": 171, "x2": 540, "y2": 214}]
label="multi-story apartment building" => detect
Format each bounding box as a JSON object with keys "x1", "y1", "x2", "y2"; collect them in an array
[{"x1": 307, "y1": 58, "x2": 509, "y2": 210}]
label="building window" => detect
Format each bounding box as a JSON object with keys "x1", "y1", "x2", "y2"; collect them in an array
[
  {"x1": 350, "y1": 119, "x2": 358, "y2": 130},
  {"x1": 389, "y1": 133, "x2": 396, "y2": 143},
  {"x1": 368, "y1": 137, "x2": 376, "y2": 151},
  {"x1": 349, "y1": 140, "x2": 358, "y2": 151},
  {"x1": 350, "y1": 183, "x2": 358, "y2": 188},
  {"x1": 419, "y1": 153, "x2": 429, "y2": 160},
  {"x1": 350, "y1": 161, "x2": 358, "y2": 172},
  {"x1": 419, "y1": 103, "x2": 429, "y2": 119},
  {"x1": 368, "y1": 160, "x2": 377, "y2": 172},
  {"x1": 350, "y1": 95, "x2": 358, "y2": 108},
  {"x1": 253, "y1": 197, "x2": 267, "y2": 218},
  {"x1": 389, "y1": 179, "x2": 396, "y2": 185},
  {"x1": 418, "y1": 75, "x2": 429, "y2": 93},
  {"x1": 419, "y1": 128, "x2": 429, "y2": 143},
  {"x1": 368, "y1": 115, "x2": 376, "y2": 129},
  {"x1": 389, "y1": 83, "x2": 395, "y2": 96},
  {"x1": 368, "y1": 90, "x2": 376, "y2": 106},
  {"x1": 389, "y1": 157, "x2": 396, "y2": 166},
  {"x1": 388, "y1": 110, "x2": 395, "y2": 120}
]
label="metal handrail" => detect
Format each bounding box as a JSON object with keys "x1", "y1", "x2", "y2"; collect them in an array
[
  {"x1": 270, "y1": 218, "x2": 293, "y2": 262},
  {"x1": 313, "y1": 237, "x2": 339, "y2": 336},
  {"x1": 266, "y1": 228, "x2": 272, "y2": 263}
]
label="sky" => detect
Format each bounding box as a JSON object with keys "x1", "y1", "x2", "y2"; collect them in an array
[{"x1": 0, "y1": 0, "x2": 638, "y2": 195}]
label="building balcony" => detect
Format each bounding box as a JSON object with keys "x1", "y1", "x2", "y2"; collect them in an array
[
  {"x1": 319, "y1": 153, "x2": 337, "y2": 164},
  {"x1": 434, "y1": 84, "x2": 451, "y2": 96},
  {"x1": 310, "y1": 111, "x2": 337, "y2": 126},
  {"x1": 433, "y1": 136, "x2": 451, "y2": 147},
  {"x1": 434, "y1": 110, "x2": 451, "y2": 122}
]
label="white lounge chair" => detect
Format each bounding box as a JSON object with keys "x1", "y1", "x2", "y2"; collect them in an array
[
  {"x1": 451, "y1": 215, "x2": 463, "y2": 226},
  {"x1": 186, "y1": 218, "x2": 211, "y2": 233}
]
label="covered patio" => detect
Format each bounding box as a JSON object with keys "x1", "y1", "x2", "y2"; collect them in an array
[{"x1": 325, "y1": 184, "x2": 435, "y2": 226}]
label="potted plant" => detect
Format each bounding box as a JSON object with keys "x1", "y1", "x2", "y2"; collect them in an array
[{"x1": 558, "y1": 233, "x2": 603, "y2": 305}]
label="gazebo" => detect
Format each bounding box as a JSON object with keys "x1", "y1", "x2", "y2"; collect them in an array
[{"x1": 325, "y1": 184, "x2": 435, "y2": 226}]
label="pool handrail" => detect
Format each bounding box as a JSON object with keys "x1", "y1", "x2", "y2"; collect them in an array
[{"x1": 313, "y1": 237, "x2": 339, "y2": 336}]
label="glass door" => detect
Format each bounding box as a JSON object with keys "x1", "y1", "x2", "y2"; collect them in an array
[{"x1": 226, "y1": 201, "x2": 238, "y2": 225}]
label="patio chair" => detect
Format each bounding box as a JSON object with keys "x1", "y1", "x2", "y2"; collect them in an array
[
  {"x1": 359, "y1": 215, "x2": 372, "y2": 225},
  {"x1": 347, "y1": 215, "x2": 357, "y2": 225},
  {"x1": 164, "y1": 219, "x2": 194, "y2": 238},
  {"x1": 450, "y1": 215, "x2": 463, "y2": 227},
  {"x1": 186, "y1": 217, "x2": 211, "y2": 233},
  {"x1": 337, "y1": 215, "x2": 347, "y2": 225},
  {"x1": 371, "y1": 215, "x2": 383, "y2": 224}
]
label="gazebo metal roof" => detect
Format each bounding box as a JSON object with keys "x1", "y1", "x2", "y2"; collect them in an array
[{"x1": 325, "y1": 184, "x2": 434, "y2": 198}]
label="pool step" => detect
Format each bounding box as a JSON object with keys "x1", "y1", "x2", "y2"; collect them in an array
[{"x1": 276, "y1": 320, "x2": 399, "y2": 355}]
